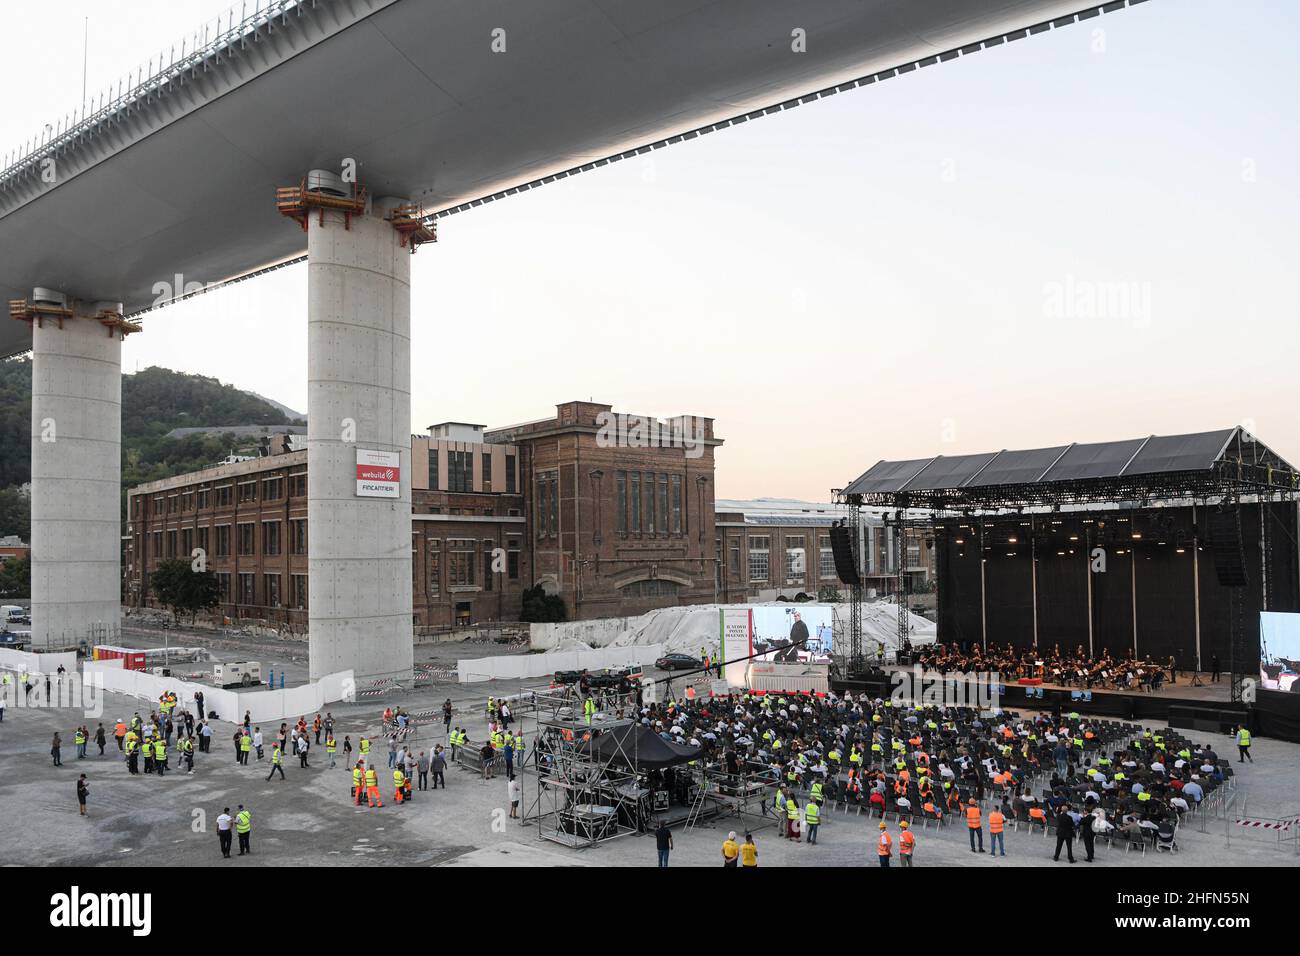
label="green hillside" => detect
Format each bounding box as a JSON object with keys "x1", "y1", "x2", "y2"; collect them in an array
[{"x1": 0, "y1": 358, "x2": 302, "y2": 539}]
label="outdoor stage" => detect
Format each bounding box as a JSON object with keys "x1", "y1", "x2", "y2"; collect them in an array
[{"x1": 833, "y1": 667, "x2": 1251, "y2": 734}]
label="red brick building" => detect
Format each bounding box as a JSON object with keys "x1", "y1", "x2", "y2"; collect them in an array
[
  {"x1": 485, "y1": 400, "x2": 723, "y2": 619},
  {"x1": 125, "y1": 401, "x2": 724, "y2": 626}
]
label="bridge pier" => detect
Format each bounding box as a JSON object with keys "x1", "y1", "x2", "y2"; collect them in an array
[
  {"x1": 29, "y1": 293, "x2": 124, "y2": 651},
  {"x1": 304, "y1": 195, "x2": 414, "y2": 684}
]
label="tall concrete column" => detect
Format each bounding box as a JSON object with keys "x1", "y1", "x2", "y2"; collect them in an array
[
  {"x1": 306, "y1": 199, "x2": 414, "y2": 683},
  {"x1": 30, "y1": 293, "x2": 123, "y2": 651}
]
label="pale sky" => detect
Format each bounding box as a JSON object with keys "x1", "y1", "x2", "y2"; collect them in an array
[{"x1": 3, "y1": 1, "x2": 1296, "y2": 501}]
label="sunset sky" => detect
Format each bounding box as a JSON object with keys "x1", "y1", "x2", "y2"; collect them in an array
[{"x1": 3, "y1": 0, "x2": 1296, "y2": 501}]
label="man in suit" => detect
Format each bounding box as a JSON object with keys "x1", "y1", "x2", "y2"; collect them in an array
[{"x1": 1053, "y1": 805, "x2": 1077, "y2": 863}]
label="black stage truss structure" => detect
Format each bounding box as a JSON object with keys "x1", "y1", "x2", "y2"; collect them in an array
[{"x1": 835, "y1": 429, "x2": 1300, "y2": 702}]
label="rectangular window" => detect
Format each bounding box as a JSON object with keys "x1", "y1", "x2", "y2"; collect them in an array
[
  {"x1": 749, "y1": 536, "x2": 770, "y2": 583},
  {"x1": 549, "y1": 477, "x2": 558, "y2": 536},
  {"x1": 645, "y1": 471, "x2": 656, "y2": 533},
  {"x1": 262, "y1": 520, "x2": 281, "y2": 556},
  {"x1": 448, "y1": 539, "x2": 476, "y2": 587},
  {"x1": 290, "y1": 519, "x2": 307, "y2": 555},
  {"x1": 448, "y1": 450, "x2": 472, "y2": 493},
  {"x1": 237, "y1": 522, "x2": 256, "y2": 556},
  {"x1": 197, "y1": 527, "x2": 209, "y2": 556},
  {"x1": 671, "y1": 475, "x2": 683, "y2": 534},
  {"x1": 238, "y1": 572, "x2": 256, "y2": 605},
  {"x1": 428, "y1": 539, "x2": 441, "y2": 595},
  {"x1": 264, "y1": 574, "x2": 281, "y2": 608},
  {"x1": 181, "y1": 528, "x2": 193, "y2": 558},
  {"x1": 289, "y1": 473, "x2": 307, "y2": 498},
  {"x1": 196, "y1": 487, "x2": 210, "y2": 510},
  {"x1": 730, "y1": 542, "x2": 741, "y2": 576},
  {"x1": 291, "y1": 574, "x2": 308, "y2": 609},
  {"x1": 631, "y1": 472, "x2": 641, "y2": 533},
  {"x1": 785, "y1": 535, "x2": 806, "y2": 583},
  {"x1": 263, "y1": 477, "x2": 283, "y2": 501},
  {"x1": 215, "y1": 485, "x2": 233, "y2": 507},
  {"x1": 484, "y1": 541, "x2": 494, "y2": 591},
  {"x1": 215, "y1": 525, "x2": 231, "y2": 557},
  {"x1": 428, "y1": 447, "x2": 439, "y2": 490},
  {"x1": 482, "y1": 453, "x2": 493, "y2": 492},
  {"x1": 658, "y1": 475, "x2": 668, "y2": 536},
  {"x1": 820, "y1": 535, "x2": 836, "y2": 579},
  {"x1": 216, "y1": 572, "x2": 231, "y2": 604},
  {"x1": 238, "y1": 481, "x2": 256, "y2": 503},
  {"x1": 538, "y1": 480, "x2": 550, "y2": 537},
  {"x1": 166, "y1": 529, "x2": 177, "y2": 558},
  {"x1": 616, "y1": 471, "x2": 627, "y2": 534},
  {"x1": 507, "y1": 540, "x2": 520, "y2": 580},
  {"x1": 505, "y1": 455, "x2": 517, "y2": 494}
]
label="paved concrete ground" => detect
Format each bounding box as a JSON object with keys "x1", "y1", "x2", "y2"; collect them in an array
[{"x1": 2, "y1": 637, "x2": 1297, "y2": 867}]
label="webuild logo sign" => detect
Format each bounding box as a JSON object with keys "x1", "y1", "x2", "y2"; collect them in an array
[{"x1": 356, "y1": 449, "x2": 400, "y2": 499}]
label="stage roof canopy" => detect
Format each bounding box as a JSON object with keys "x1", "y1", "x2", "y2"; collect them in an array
[
  {"x1": 577, "y1": 723, "x2": 701, "y2": 771},
  {"x1": 842, "y1": 428, "x2": 1298, "y2": 511}
]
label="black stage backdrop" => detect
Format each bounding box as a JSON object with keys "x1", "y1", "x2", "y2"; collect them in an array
[{"x1": 934, "y1": 503, "x2": 1299, "y2": 667}]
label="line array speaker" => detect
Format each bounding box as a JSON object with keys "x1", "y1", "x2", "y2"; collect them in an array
[
  {"x1": 1207, "y1": 508, "x2": 1248, "y2": 588},
  {"x1": 830, "y1": 523, "x2": 861, "y2": 587}
]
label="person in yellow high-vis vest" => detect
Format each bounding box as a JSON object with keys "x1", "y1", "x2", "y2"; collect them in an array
[
  {"x1": 266, "y1": 744, "x2": 285, "y2": 781},
  {"x1": 235, "y1": 805, "x2": 252, "y2": 855},
  {"x1": 353, "y1": 763, "x2": 365, "y2": 804},
  {"x1": 1236, "y1": 726, "x2": 1253, "y2": 763},
  {"x1": 365, "y1": 766, "x2": 383, "y2": 807}
]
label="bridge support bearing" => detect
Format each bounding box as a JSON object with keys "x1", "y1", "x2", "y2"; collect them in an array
[
  {"x1": 306, "y1": 200, "x2": 414, "y2": 683},
  {"x1": 30, "y1": 297, "x2": 125, "y2": 650}
]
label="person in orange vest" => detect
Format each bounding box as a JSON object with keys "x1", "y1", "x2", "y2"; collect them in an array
[
  {"x1": 989, "y1": 804, "x2": 1007, "y2": 857},
  {"x1": 899, "y1": 819, "x2": 916, "y2": 867},
  {"x1": 966, "y1": 798, "x2": 984, "y2": 853},
  {"x1": 113, "y1": 719, "x2": 127, "y2": 752},
  {"x1": 877, "y1": 821, "x2": 893, "y2": 868}
]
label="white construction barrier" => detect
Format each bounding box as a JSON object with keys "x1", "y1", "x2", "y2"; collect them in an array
[
  {"x1": 81, "y1": 661, "x2": 355, "y2": 723},
  {"x1": 457, "y1": 645, "x2": 664, "y2": 683},
  {"x1": 0, "y1": 648, "x2": 79, "y2": 676}
]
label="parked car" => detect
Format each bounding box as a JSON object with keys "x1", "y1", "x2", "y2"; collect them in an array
[{"x1": 655, "y1": 653, "x2": 703, "y2": 671}]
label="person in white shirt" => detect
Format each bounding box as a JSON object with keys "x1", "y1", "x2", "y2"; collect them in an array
[
  {"x1": 508, "y1": 776, "x2": 522, "y2": 818},
  {"x1": 253, "y1": 729, "x2": 264, "y2": 758},
  {"x1": 216, "y1": 808, "x2": 233, "y2": 858}
]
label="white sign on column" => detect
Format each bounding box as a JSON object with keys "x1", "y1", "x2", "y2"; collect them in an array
[{"x1": 356, "y1": 449, "x2": 400, "y2": 499}]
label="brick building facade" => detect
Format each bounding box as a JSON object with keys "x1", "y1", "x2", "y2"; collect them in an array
[
  {"x1": 125, "y1": 401, "x2": 726, "y2": 627},
  {"x1": 485, "y1": 400, "x2": 723, "y2": 620},
  {"x1": 714, "y1": 498, "x2": 935, "y2": 602},
  {"x1": 125, "y1": 426, "x2": 529, "y2": 628}
]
